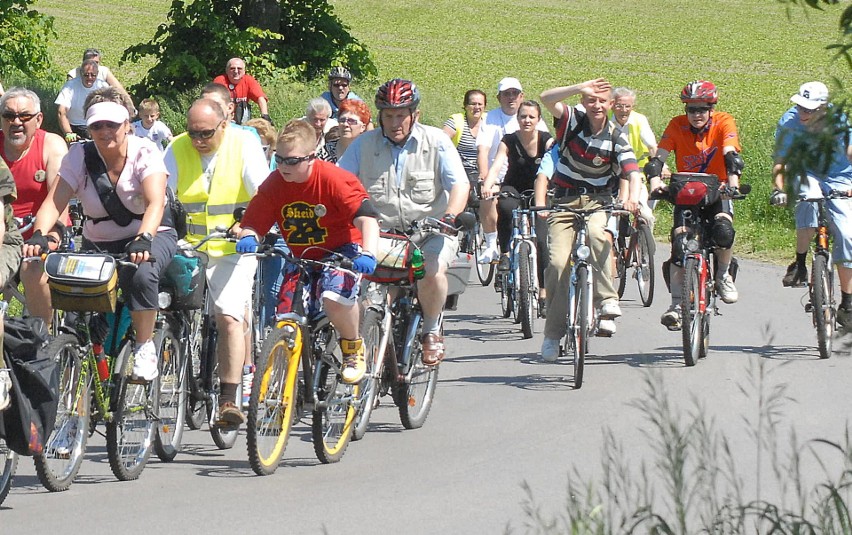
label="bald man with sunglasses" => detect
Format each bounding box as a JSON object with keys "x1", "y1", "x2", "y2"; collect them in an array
[{"x1": 163, "y1": 98, "x2": 269, "y2": 427}]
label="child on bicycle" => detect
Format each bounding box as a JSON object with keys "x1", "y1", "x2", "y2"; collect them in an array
[
  {"x1": 236, "y1": 119, "x2": 380, "y2": 383},
  {"x1": 644, "y1": 80, "x2": 744, "y2": 330},
  {"x1": 770, "y1": 81, "x2": 852, "y2": 328}
]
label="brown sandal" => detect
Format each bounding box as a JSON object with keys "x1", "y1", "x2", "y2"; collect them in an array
[{"x1": 421, "y1": 333, "x2": 445, "y2": 366}]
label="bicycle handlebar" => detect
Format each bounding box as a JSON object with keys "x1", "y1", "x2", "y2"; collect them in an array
[
  {"x1": 801, "y1": 190, "x2": 852, "y2": 202},
  {"x1": 251, "y1": 245, "x2": 357, "y2": 276}
]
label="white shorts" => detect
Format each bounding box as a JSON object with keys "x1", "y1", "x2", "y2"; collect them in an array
[{"x1": 205, "y1": 254, "x2": 258, "y2": 321}]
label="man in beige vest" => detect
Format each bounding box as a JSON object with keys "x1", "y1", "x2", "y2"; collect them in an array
[{"x1": 338, "y1": 79, "x2": 469, "y2": 365}]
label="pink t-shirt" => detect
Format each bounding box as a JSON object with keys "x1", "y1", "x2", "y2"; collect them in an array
[{"x1": 59, "y1": 136, "x2": 168, "y2": 242}]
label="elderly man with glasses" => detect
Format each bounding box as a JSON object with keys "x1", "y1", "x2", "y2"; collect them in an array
[
  {"x1": 162, "y1": 98, "x2": 269, "y2": 426},
  {"x1": 212, "y1": 57, "x2": 271, "y2": 125},
  {"x1": 55, "y1": 59, "x2": 109, "y2": 142}
]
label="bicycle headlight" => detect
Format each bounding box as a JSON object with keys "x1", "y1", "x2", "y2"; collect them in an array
[
  {"x1": 686, "y1": 239, "x2": 701, "y2": 253},
  {"x1": 157, "y1": 291, "x2": 172, "y2": 309},
  {"x1": 576, "y1": 244, "x2": 591, "y2": 260}
]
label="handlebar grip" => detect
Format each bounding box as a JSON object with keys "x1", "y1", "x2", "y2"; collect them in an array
[{"x1": 339, "y1": 257, "x2": 353, "y2": 270}]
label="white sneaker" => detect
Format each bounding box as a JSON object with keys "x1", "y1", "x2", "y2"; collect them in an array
[
  {"x1": 597, "y1": 319, "x2": 616, "y2": 336},
  {"x1": 660, "y1": 304, "x2": 682, "y2": 330},
  {"x1": 716, "y1": 274, "x2": 738, "y2": 304},
  {"x1": 540, "y1": 337, "x2": 560, "y2": 362},
  {"x1": 599, "y1": 300, "x2": 622, "y2": 319},
  {"x1": 477, "y1": 244, "x2": 499, "y2": 264},
  {"x1": 132, "y1": 340, "x2": 159, "y2": 381}
]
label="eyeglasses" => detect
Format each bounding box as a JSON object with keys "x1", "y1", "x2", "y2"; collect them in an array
[
  {"x1": 187, "y1": 121, "x2": 224, "y2": 140},
  {"x1": 613, "y1": 104, "x2": 633, "y2": 111},
  {"x1": 340, "y1": 117, "x2": 362, "y2": 126},
  {"x1": 796, "y1": 105, "x2": 822, "y2": 115},
  {"x1": 332, "y1": 81, "x2": 350, "y2": 88},
  {"x1": 686, "y1": 106, "x2": 712, "y2": 115},
  {"x1": 274, "y1": 153, "x2": 315, "y2": 166},
  {"x1": 501, "y1": 89, "x2": 521, "y2": 98},
  {"x1": 82, "y1": 73, "x2": 98, "y2": 79},
  {"x1": 1, "y1": 111, "x2": 38, "y2": 123},
  {"x1": 89, "y1": 121, "x2": 122, "y2": 131}
]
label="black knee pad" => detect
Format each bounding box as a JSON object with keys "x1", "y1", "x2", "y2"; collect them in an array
[
  {"x1": 711, "y1": 216, "x2": 736, "y2": 249},
  {"x1": 669, "y1": 230, "x2": 689, "y2": 266}
]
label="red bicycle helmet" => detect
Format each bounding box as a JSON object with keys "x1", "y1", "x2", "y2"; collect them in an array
[
  {"x1": 680, "y1": 80, "x2": 718, "y2": 104},
  {"x1": 375, "y1": 79, "x2": 421, "y2": 110}
]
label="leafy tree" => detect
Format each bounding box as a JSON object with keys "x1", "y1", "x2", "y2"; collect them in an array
[
  {"x1": 122, "y1": 0, "x2": 377, "y2": 98},
  {"x1": 0, "y1": 0, "x2": 56, "y2": 78}
]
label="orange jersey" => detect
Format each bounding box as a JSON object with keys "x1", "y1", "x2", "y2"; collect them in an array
[{"x1": 658, "y1": 111, "x2": 741, "y2": 182}]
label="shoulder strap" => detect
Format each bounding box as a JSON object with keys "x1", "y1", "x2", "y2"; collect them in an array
[
  {"x1": 451, "y1": 113, "x2": 465, "y2": 147},
  {"x1": 558, "y1": 110, "x2": 587, "y2": 150},
  {"x1": 83, "y1": 141, "x2": 143, "y2": 227}
]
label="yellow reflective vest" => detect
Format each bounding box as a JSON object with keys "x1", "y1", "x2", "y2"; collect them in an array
[{"x1": 172, "y1": 128, "x2": 250, "y2": 257}]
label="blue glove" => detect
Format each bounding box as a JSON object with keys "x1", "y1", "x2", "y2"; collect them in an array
[
  {"x1": 236, "y1": 235, "x2": 259, "y2": 253},
  {"x1": 351, "y1": 253, "x2": 377, "y2": 274}
]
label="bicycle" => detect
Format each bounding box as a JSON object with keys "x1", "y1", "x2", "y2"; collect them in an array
[
  {"x1": 799, "y1": 190, "x2": 852, "y2": 359},
  {"x1": 612, "y1": 208, "x2": 656, "y2": 307},
  {"x1": 354, "y1": 215, "x2": 473, "y2": 440},
  {"x1": 535, "y1": 202, "x2": 614, "y2": 389},
  {"x1": 651, "y1": 173, "x2": 749, "y2": 366},
  {"x1": 34, "y1": 251, "x2": 160, "y2": 490},
  {"x1": 0, "y1": 301, "x2": 17, "y2": 506},
  {"x1": 494, "y1": 189, "x2": 540, "y2": 338},
  {"x1": 460, "y1": 180, "x2": 495, "y2": 286},
  {"x1": 245, "y1": 247, "x2": 361, "y2": 475}
]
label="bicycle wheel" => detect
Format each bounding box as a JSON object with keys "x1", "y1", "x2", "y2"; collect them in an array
[
  {"x1": 33, "y1": 334, "x2": 88, "y2": 492},
  {"x1": 185, "y1": 310, "x2": 206, "y2": 430},
  {"x1": 353, "y1": 309, "x2": 385, "y2": 441},
  {"x1": 572, "y1": 266, "x2": 589, "y2": 389},
  {"x1": 681, "y1": 257, "x2": 703, "y2": 367},
  {"x1": 812, "y1": 253, "x2": 835, "y2": 359},
  {"x1": 311, "y1": 339, "x2": 359, "y2": 464},
  {"x1": 153, "y1": 324, "x2": 187, "y2": 462},
  {"x1": 635, "y1": 223, "x2": 656, "y2": 307},
  {"x1": 209, "y1": 365, "x2": 241, "y2": 450},
  {"x1": 0, "y1": 438, "x2": 16, "y2": 505},
  {"x1": 246, "y1": 325, "x2": 300, "y2": 476},
  {"x1": 499, "y1": 274, "x2": 514, "y2": 319},
  {"x1": 106, "y1": 341, "x2": 157, "y2": 481},
  {"x1": 518, "y1": 242, "x2": 535, "y2": 339},
  {"x1": 615, "y1": 240, "x2": 628, "y2": 299},
  {"x1": 396, "y1": 314, "x2": 439, "y2": 429},
  {"x1": 475, "y1": 223, "x2": 495, "y2": 286}
]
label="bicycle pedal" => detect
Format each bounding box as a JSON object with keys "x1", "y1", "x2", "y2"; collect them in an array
[
  {"x1": 666, "y1": 324, "x2": 682, "y2": 332},
  {"x1": 805, "y1": 303, "x2": 814, "y2": 313}
]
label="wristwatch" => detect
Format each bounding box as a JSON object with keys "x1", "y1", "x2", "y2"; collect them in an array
[{"x1": 137, "y1": 232, "x2": 154, "y2": 242}]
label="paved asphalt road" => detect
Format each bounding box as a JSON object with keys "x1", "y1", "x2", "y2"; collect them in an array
[{"x1": 3, "y1": 245, "x2": 851, "y2": 534}]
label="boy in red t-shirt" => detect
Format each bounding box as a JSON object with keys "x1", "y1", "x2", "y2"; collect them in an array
[
  {"x1": 644, "y1": 80, "x2": 745, "y2": 330},
  {"x1": 237, "y1": 119, "x2": 379, "y2": 383}
]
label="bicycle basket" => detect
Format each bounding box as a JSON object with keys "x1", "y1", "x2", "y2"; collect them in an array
[
  {"x1": 669, "y1": 173, "x2": 721, "y2": 207},
  {"x1": 44, "y1": 253, "x2": 118, "y2": 312},
  {"x1": 160, "y1": 249, "x2": 208, "y2": 310},
  {"x1": 366, "y1": 233, "x2": 412, "y2": 283}
]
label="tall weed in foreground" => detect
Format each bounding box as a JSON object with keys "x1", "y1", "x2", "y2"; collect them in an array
[{"x1": 514, "y1": 361, "x2": 852, "y2": 534}]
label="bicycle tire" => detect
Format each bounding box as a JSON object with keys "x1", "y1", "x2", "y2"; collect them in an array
[
  {"x1": 185, "y1": 310, "x2": 205, "y2": 430},
  {"x1": 311, "y1": 339, "x2": 358, "y2": 464},
  {"x1": 0, "y1": 438, "x2": 16, "y2": 505},
  {"x1": 812, "y1": 253, "x2": 835, "y2": 359},
  {"x1": 475, "y1": 223, "x2": 495, "y2": 286},
  {"x1": 635, "y1": 223, "x2": 656, "y2": 307},
  {"x1": 209, "y1": 368, "x2": 241, "y2": 450},
  {"x1": 153, "y1": 324, "x2": 187, "y2": 462},
  {"x1": 518, "y1": 242, "x2": 535, "y2": 339},
  {"x1": 615, "y1": 240, "x2": 628, "y2": 299},
  {"x1": 396, "y1": 314, "x2": 439, "y2": 429},
  {"x1": 499, "y1": 273, "x2": 514, "y2": 319},
  {"x1": 353, "y1": 309, "x2": 385, "y2": 441},
  {"x1": 106, "y1": 341, "x2": 157, "y2": 481},
  {"x1": 246, "y1": 325, "x2": 300, "y2": 476},
  {"x1": 33, "y1": 334, "x2": 88, "y2": 492},
  {"x1": 681, "y1": 257, "x2": 703, "y2": 367},
  {"x1": 572, "y1": 265, "x2": 589, "y2": 389}
]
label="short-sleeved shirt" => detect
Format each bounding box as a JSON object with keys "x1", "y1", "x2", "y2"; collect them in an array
[
  {"x1": 658, "y1": 111, "x2": 741, "y2": 182},
  {"x1": 774, "y1": 106, "x2": 852, "y2": 190},
  {"x1": 131, "y1": 120, "x2": 173, "y2": 152},
  {"x1": 212, "y1": 74, "x2": 266, "y2": 105},
  {"x1": 240, "y1": 160, "x2": 370, "y2": 260},
  {"x1": 54, "y1": 78, "x2": 110, "y2": 126},
  {"x1": 59, "y1": 136, "x2": 168, "y2": 242}
]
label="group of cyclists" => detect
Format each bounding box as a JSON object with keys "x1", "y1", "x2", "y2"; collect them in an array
[{"x1": 0, "y1": 56, "x2": 851, "y2": 487}]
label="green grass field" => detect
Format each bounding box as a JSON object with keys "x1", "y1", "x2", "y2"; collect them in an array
[{"x1": 15, "y1": 0, "x2": 852, "y2": 261}]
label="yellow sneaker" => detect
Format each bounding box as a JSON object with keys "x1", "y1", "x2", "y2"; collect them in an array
[{"x1": 340, "y1": 338, "x2": 366, "y2": 384}]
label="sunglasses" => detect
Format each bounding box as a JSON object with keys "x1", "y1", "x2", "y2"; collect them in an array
[
  {"x1": 89, "y1": 121, "x2": 122, "y2": 131},
  {"x1": 340, "y1": 117, "x2": 362, "y2": 126},
  {"x1": 187, "y1": 121, "x2": 224, "y2": 140},
  {"x1": 82, "y1": 73, "x2": 98, "y2": 79},
  {"x1": 796, "y1": 105, "x2": 822, "y2": 115},
  {"x1": 332, "y1": 81, "x2": 350, "y2": 88},
  {"x1": 1, "y1": 111, "x2": 38, "y2": 123},
  {"x1": 274, "y1": 153, "x2": 315, "y2": 166},
  {"x1": 686, "y1": 106, "x2": 712, "y2": 115}
]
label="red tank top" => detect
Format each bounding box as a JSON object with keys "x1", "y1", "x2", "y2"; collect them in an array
[{"x1": 1, "y1": 129, "x2": 49, "y2": 219}]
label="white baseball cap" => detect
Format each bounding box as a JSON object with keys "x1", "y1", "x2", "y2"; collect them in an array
[
  {"x1": 790, "y1": 81, "x2": 829, "y2": 110},
  {"x1": 497, "y1": 77, "x2": 523, "y2": 93}
]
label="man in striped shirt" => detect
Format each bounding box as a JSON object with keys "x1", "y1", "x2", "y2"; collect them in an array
[{"x1": 535, "y1": 78, "x2": 642, "y2": 362}]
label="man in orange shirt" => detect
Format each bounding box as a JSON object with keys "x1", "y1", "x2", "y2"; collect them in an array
[{"x1": 644, "y1": 80, "x2": 744, "y2": 329}]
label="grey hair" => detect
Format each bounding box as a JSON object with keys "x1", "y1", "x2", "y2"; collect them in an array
[
  {"x1": 81, "y1": 58, "x2": 99, "y2": 72},
  {"x1": 612, "y1": 87, "x2": 636, "y2": 101},
  {"x1": 0, "y1": 87, "x2": 41, "y2": 114},
  {"x1": 306, "y1": 97, "x2": 332, "y2": 117}
]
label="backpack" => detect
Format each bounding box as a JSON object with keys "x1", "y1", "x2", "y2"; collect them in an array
[{"x1": 0, "y1": 317, "x2": 57, "y2": 456}]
